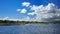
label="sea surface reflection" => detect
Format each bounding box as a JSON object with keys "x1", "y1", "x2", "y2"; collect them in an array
[{"x1": 0, "y1": 24, "x2": 60, "y2": 34}]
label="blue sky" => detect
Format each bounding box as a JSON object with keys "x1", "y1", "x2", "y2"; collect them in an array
[{"x1": 0, "y1": 0, "x2": 60, "y2": 22}]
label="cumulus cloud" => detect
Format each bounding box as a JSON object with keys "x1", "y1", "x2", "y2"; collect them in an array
[
  {"x1": 17, "y1": 2, "x2": 60, "y2": 22},
  {"x1": 27, "y1": 3, "x2": 60, "y2": 22},
  {"x1": 28, "y1": 12, "x2": 35, "y2": 15},
  {"x1": 17, "y1": 8, "x2": 27, "y2": 13},
  {"x1": 20, "y1": 9, "x2": 27, "y2": 13},
  {"x1": 22, "y1": 2, "x2": 30, "y2": 7}
]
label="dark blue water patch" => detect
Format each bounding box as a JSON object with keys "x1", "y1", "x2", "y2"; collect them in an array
[{"x1": 0, "y1": 24, "x2": 60, "y2": 34}]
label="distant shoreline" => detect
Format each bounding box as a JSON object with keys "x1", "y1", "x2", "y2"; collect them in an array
[{"x1": 0, "y1": 20, "x2": 60, "y2": 26}]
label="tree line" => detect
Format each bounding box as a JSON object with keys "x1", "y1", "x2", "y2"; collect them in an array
[{"x1": 0, "y1": 20, "x2": 60, "y2": 26}]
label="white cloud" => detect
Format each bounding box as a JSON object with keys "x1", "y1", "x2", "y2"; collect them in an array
[
  {"x1": 3, "y1": 17, "x2": 9, "y2": 20},
  {"x1": 21, "y1": 16, "x2": 31, "y2": 21},
  {"x1": 20, "y1": 9, "x2": 27, "y2": 13},
  {"x1": 22, "y1": 2, "x2": 30, "y2": 7},
  {"x1": 17, "y1": 8, "x2": 27, "y2": 13},
  {"x1": 28, "y1": 12, "x2": 35, "y2": 15},
  {"x1": 17, "y1": 2, "x2": 60, "y2": 22},
  {"x1": 27, "y1": 3, "x2": 60, "y2": 22},
  {"x1": 17, "y1": 9, "x2": 21, "y2": 12}
]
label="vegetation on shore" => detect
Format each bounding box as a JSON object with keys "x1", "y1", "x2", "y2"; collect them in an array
[{"x1": 0, "y1": 20, "x2": 60, "y2": 26}]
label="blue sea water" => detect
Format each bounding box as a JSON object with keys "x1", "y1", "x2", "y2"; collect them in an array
[{"x1": 0, "y1": 24, "x2": 60, "y2": 34}]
